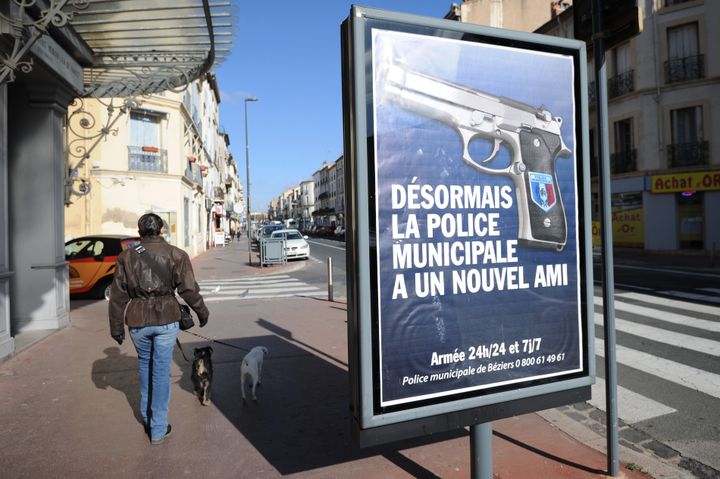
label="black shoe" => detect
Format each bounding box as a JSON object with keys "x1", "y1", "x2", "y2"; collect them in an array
[{"x1": 150, "y1": 425, "x2": 172, "y2": 445}]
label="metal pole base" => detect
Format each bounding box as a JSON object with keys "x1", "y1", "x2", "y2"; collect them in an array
[{"x1": 470, "y1": 422, "x2": 493, "y2": 479}]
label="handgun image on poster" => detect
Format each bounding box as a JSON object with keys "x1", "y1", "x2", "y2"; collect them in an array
[{"x1": 371, "y1": 29, "x2": 584, "y2": 408}]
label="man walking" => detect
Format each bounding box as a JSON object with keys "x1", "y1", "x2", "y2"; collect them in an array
[{"x1": 108, "y1": 213, "x2": 209, "y2": 444}]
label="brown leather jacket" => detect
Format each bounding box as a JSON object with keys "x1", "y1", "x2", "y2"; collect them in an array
[{"x1": 108, "y1": 236, "x2": 209, "y2": 337}]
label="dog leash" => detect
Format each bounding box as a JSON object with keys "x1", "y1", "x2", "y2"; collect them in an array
[
  {"x1": 175, "y1": 338, "x2": 191, "y2": 362},
  {"x1": 180, "y1": 329, "x2": 251, "y2": 353}
]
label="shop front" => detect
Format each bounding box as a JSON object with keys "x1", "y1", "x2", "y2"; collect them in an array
[{"x1": 592, "y1": 170, "x2": 720, "y2": 252}]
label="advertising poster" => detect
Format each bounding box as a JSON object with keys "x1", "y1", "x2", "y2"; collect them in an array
[{"x1": 371, "y1": 30, "x2": 584, "y2": 408}]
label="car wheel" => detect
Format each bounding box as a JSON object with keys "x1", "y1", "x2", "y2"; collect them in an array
[{"x1": 94, "y1": 278, "x2": 112, "y2": 301}]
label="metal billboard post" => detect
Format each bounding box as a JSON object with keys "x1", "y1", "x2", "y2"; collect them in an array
[
  {"x1": 470, "y1": 423, "x2": 493, "y2": 479},
  {"x1": 591, "y1": 0, "x2": 619, "y2": 475}
]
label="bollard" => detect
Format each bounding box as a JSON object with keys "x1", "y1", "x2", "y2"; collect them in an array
[{"x1": 327, "y1": 257, "x2": 334, "y2": 302}]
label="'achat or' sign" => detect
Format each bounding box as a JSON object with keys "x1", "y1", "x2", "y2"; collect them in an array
[{"x1": 342, "y1": 6, "x2": 593, "y2": 440}]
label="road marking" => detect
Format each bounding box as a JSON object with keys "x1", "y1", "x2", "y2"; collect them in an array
[
  {"x1": 615, "y1": 283, "x2": 653, "y2": 291},
  {"x1": 615, "y1": 291, "x2": 720, "y2": 316},
  {"x1": 589, "y1": 377, "x2": 676, "y2": 423},
  {"x1": 200, "y1": 274, "x2": 322, "y2": 302},
  {"x1": 611, "y1": 264, "x2": 720, "y2": 279},
  {"x1": 594, "y1": 297, "x2": 720, "y2": 333},
  {"x1": 199, "y1": 274, "x2": 292, "y2": 285},
  {"x1": 659, "y1": 290, "x2": 720, "y2": 305},
  {"x1": 595, "y1": 312, "x2": 720, "y2": 356},
  {"x1": 307, "y1": 239, "x2": 345, "y2": 251},
  {"x1": 595, "y1": 338, "x2": 720, "y2": 399}
]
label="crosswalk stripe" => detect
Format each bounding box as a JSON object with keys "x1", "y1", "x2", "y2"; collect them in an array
[
  {"x1": 595, "y1": 338, "x2": 720, "y2": 399},
  {"x1": 205, "y1": 291, "x2": 325, "y2": 302},
  {"x1": 198, "y1": 274, "x2": 322, "y2": 302},
  {"x1": 594, "y1": 297, "x2": 720, "y2": 333},
  {"x1": 589, "y1": 377, "x2": 676, "y2": 423},
  {"x1": 198, "y1": 275, "x2": 292, "y2": 285},
  {"x1": 615, "y1": 291, "x2": 720, "y2": 316},
  {"x1": 660, "y1": 290, "x2": 720, "y2": 305},
  {"x1": 595, "y1": 312, "x2": 720, "y2": 356}
]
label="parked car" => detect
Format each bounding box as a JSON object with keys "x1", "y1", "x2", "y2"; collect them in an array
[
  {"x1": 65, "y1": 235, "x2": 140, "y2": 300},
  {"x1": 260, "y1": 224, "x2": 285, "y2": 241},
  {"x1": 253, "y1": 224, "x2": 284, "y2": 244},
  {"x1": 269, "y1": 229, "x2": 310, "y2": 260}
]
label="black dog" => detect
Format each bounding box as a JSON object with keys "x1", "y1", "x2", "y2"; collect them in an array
[{"x1": 191, "y1": 346, "x2": 213, "y2": 406}]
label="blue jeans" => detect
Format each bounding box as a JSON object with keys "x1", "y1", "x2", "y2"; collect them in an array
[{"x1": 129, "y1": 322, "x2": 179, "y2": 441}]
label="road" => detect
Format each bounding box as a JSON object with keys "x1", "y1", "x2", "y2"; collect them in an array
[{"x1": 224, "y1": 238, "x2": 720, "y2": 475}]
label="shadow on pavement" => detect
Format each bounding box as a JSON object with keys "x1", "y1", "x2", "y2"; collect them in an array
[
  {"x1": 91, "y1": 347, "x2": 144, "y2": 427},
  {"x1": 170, "y1": 322, "x2": 465, "y2": 477}
]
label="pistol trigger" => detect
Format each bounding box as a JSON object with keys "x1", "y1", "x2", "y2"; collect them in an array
[{"x1": 482, "y1": 138, "x2": 502, "y2": 164}]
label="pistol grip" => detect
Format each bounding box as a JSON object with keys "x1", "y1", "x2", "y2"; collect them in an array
[{"x1": 516, "y1": 129, "x2": 567, "y2": 250}]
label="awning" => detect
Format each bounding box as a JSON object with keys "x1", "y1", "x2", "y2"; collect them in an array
[{"x1": 0, "y1": 0, "x2": 236, "y2": 98}]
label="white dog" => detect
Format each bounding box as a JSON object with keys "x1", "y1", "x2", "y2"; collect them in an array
[{"x1": 241, "y1": 346, "x2": 268, "y2": 402}]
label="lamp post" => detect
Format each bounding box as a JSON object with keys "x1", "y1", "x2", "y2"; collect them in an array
[{"x1": 244, "y1": 97, "x2": 258, "y2": 265}]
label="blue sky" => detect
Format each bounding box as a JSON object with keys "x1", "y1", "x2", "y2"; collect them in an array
[{"x1": 215, "y1": 1, "x2": 451, "y2": 212}]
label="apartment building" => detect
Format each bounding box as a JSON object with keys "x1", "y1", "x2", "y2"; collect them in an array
[
  {"x1": 65, "y1": 74, "x2": 241, "y2": 256},
  {"x1": 536, "y1": 0, "x2": 719, "y2": 252}
]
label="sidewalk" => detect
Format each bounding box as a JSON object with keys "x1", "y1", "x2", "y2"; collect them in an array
[{"x1": 0, "y1": 241, "x2": 686, "y2": 478}]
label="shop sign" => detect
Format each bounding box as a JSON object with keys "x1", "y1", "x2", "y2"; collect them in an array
[{"x1": 651, "y1": 171, "x2": 720, "y2": 193}]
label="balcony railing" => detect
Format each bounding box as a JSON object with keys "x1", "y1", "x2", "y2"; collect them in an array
[
  {"x1": 610, "y1": 149, "x2": 637, "y2": 174},
  {"x1": 128, "y1": 146, "x2": 167, "y2": 173},
  {"x1": 184, "y1": 163, "x2": 203, "y2": 185},
  {"x1": 608, "y1": 70, "x2": 634, "y2": 99},
  {"x1": 665, "y1": 55, "x2": 704, "y2": 83},
  {"x1": 667, "y1": 141, "x2": 709, "y2": 168}
]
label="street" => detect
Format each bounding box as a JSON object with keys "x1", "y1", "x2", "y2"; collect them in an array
[{"x1": 272, "y1": 239, "x2": 720, "y2": 476}]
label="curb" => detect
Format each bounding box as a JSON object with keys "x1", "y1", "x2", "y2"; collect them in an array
[{"x1": 538, "y1": 405, "x2": 716, "y2": 479}]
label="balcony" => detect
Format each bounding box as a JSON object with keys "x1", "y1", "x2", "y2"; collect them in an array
[
  {"x1": 665, "y1": 55, "x2": 704, "y2": 84},
  {"x1": 184, "y1": 163, "x2": 203, "y2": 185},
  {"x1": 608, "y1": 70, "x2": 634, "y2": 99},
  {"x1": 667, "y1": 141, "x2": 709, "y2": 168},
  {"x1": 128, "y1": 146, "x2": 167, "y2": 173},
  {"x1": 610, "y1": 149, "x2": 637, "y2": 174}
]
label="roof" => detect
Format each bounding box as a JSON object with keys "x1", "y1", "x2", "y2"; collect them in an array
[
  {"x1": 73, "y1": 0, "x2": 236, "y2": 97},
  {"x1": 0, "y1": 0, "x2": 237, "y2": 98}
]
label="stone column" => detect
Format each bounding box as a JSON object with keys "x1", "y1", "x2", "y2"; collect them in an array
[
  {"x1": 0, "y1": 83, "x2": 15, "y2": 359},
  {"x1": 7, "y1": 82, "x2": 74, "y2": 333}
]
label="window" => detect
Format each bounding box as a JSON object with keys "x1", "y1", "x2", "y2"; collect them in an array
[
  {"x1": 666, "y1": 23, "x2": 703, "y2": 83},
  {"x1": 668, "y1": 106, "x2": 707, "y2": 167},
  {"x1": 611, "y1": 119, "x2": 636, "y2": 174},
  {"x1": 609, "y1": 43, "x2": 633, "y2": 98},
  {"x1": 129, "y1": 111, "x2": 167, "y2": 173},
  {"x1": 130, "y1": 111, "x2": 160, "y2": 147}
]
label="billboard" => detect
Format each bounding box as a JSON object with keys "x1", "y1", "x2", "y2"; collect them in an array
[{"x1": 342, "y1": 6, "x2": 593, "y2": 439}]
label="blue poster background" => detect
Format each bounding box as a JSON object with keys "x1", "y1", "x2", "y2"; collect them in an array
[{"x1": 372, "y1": 30, "x2": 583, "y2": 406}]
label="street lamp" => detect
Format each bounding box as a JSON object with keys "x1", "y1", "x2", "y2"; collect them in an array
[{"x1": 244, "y1": 97, "x2": 258, "y2": 265}]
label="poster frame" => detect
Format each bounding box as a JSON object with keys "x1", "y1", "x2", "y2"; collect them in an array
[{"x1": 342, "y1": 5, "x2": 594, "y2": 442}]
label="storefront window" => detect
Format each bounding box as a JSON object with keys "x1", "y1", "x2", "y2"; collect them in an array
[{"x1": 677, "y1": 192, "x2": 703, "y2": 249}]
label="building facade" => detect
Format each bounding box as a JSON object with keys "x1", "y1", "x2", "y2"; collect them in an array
[
  {"x1": 536, "y1": 0, "x2": 719, "y2": 252},
  {"x1": 0, "y1": 1, "x2": 235, "y2": 360},
  {"x1": 65, "y1": 75, "x2": 239, "y2": 256}
]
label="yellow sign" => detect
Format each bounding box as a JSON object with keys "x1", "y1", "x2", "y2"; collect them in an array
[
  {"x1": 651, "y1": 170, "x2": 720, "y2": 193},
  {"x1": 612, "y1": 206, "x2": 644, "y2": 247}
]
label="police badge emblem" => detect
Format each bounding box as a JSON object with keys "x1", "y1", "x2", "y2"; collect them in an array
[{"x1": 529, "y1": 172, "x2": 557, "y2": 212}]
